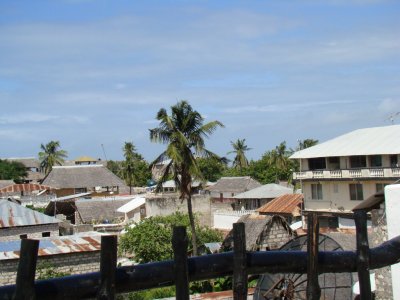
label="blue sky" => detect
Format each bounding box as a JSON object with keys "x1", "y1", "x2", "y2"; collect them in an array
[{"x1": 1, "y1": 0, "x2": 399, "y2": 162}]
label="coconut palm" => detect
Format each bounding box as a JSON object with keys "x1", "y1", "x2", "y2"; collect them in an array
[
  {"x1": 121, "y1": 142, "x2": 137, "y2": 195},
  {"x1": 228, "y1": 138, "x2": 251, "y2": 171},
  {"x1": 149, "y1": 100, "x2": 224, "y2": 255},
  {"x1": 38, "y1": 141, "x2": 68, "y2": 175}
]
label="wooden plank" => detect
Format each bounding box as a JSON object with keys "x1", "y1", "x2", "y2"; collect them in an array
[
  {"x1": 13, "y1": 239, "x2": 39, "y2": 300},
  {"x1": 306, "y1": 213, "x2": 321, "y2": 300},
  {"x1": 97, "y1": 235, "x2": 118, "y2": 300},
  {"x1": 354, "y1": 210, "x2": 372, "y2": 300},
  {"x1": 172, "y1": 226, "x2": 189, "y2": 300},
  {"x1": 233, "y1": 222, "x2": 248, "y2": 300}
]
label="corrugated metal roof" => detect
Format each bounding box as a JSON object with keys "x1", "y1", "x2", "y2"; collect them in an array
[
  {"x1": 0, "y1": 200, "x2": 60, "y2": 228},
  {"x1": 117, "y1": 197, "x2": 146, "y2": 213},
  {"x1": 0, "y1": 232, "x2": 103, "y2": 260},
  {"x1": 257, "y1": 194, "x2": 303, "y2": 216},
  {"x1": 290, "y1": 125, "x2": 400, "y2": 159},
  {"x1": 233, "y1": 184, "x2": 293, "y2": 199}
]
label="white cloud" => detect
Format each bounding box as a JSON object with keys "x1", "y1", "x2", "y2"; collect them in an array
[{"x1": 0, "y1": 113, "x2": 57, "y2": 124}]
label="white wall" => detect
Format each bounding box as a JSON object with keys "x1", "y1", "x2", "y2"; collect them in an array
[
  {"x1": 213, "y1": 211, "x2": 253, "y2": 230},
  {"x1": 384, "y1": 184, "x2": 400, "y2": 300}
]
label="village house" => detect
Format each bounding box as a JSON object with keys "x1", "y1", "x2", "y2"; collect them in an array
[
  {"x1": 233, "y1": 183, "x2": 294, "y2": 211},
  {"x1": 5, "y1": 157, "x2": 44, "y2": 183},
  {"x1": 290, "y1": 125, "x2": 400, "y2": 228},
  {"x1": 42, "y1": 164, "x2": 127, "y2": 197},
  {"x1": 222, "y1": 214, "x2": 295, "y2": 251},
  {"x1": 0, "y1": 200, "x2": 60, "y2": 242},
  {"x1": 257, "y1": 193, "x2": 303, "y2": 224}
]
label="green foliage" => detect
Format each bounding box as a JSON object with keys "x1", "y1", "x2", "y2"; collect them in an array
[
  {"x1": 107, "y1": 160, "x2": 123, "y2": 177},
  {"x1": 25, "y1": 205, "x2": 46, "y2": 214},
  {"x1": 117, "y1": 286, "x2": 176, "y2": 300},
  {"x1": 38, "y1": 140, "x2": 68, "y2": 175},
  {"x1": 119, "y1": 212, "x2": 223, "y2": 263},
  {"x1": 228, "y1": 138, "x2": 251, "y2": 170},
  {"x1": 196, "y1": 157, "x2": 227, "y2": 182},
  {"x1": 0, "y1": 159, "x2": 27, "y2": 183},
  {"x1": 37, "y1": 262, "x2": 71, "y2": 280}
]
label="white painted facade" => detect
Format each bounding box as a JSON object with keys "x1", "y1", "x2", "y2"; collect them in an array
[{"x1": 213, "y1": 210, "x2": 255, "y2": 230}]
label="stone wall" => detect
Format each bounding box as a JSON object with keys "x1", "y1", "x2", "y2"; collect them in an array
[
  {"x1": 371, "y1": 202, "x2": 393, "y2": 300},
  {"x1": 0, "y1": 223, "x2": 59, "y2": 242},
  {"x1": 260, "y1": 222, "x2": 293, "y2": 250},
  {"x1": 0, "y1": 251, "x2": 100, "y2": 286},
  {"x1": 146, "y1": 194, "x2": 212, "y2": 227}
]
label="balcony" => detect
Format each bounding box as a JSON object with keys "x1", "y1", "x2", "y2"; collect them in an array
[{"x1": 293, "y1": 167, "x2": 400, "y2": 180}]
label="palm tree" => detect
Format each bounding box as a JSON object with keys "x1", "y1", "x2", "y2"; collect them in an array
[
  {"x1": 149, "y1": 100, "x2": 224, "y2": 255},
  {"x1": 228, "y1": 138, "x2": 251, "y2": 172},
  {"x1": 121, "y1": 142, "x2": 137, "y2": 195},
  {"x1": 297, "y1": 138, "x2": 318, "y2": 150},
  {"x1": 38, "y1": 141, "x2": 68, "y2": 175}
]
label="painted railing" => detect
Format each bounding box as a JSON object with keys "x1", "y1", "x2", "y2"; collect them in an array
[{"x1": 294, "y1": 167, "x2": 400, "y2": 180}]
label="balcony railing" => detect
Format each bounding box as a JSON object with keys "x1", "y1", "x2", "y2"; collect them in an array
[
  {"x1": 0, "y1": 212, "x2": 399, "y2": 299},
  {"x1": 293, "y1": 167, "x2": 400, "y2": 180}
]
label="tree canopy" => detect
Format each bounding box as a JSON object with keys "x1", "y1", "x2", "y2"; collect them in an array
[
  {"x1": 0, "y1": 160, "x2": 27, "y2": 183},
  {"x1": 149, "y1": 100, "x2": 224, "y2": 255},
  {"x1": 38, "y1": 141, "x2": 68, "y2": 175},
  {"x1": 119, "y1": 212, "x2": 223, "y2": 263}
]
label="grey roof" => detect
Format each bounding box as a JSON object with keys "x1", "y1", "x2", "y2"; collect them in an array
[
  {"x1": 42, "y1": 165, "x2": 125, "y2": 188},
  {"x1": 5, "y1": 157, "x2": 40, "y2": 168},
  {"x1": 0, "y1": 200, "x2": 60, "y2": 228},
  {"x1": 207, "y1": 176, "x2": 262, "y2": 193},
  {"x1": 290, "y1": 125, "x2": 400, "y2": 159},
  {"x1": 233, "y1": 183, "x2": 293, "y2": 199},
  {"x1": 223, "y1": 214, "x2": 293, "y2": 251},
  {"x1": 75, "y1": 198, "x2": 131, "y2": 223}
]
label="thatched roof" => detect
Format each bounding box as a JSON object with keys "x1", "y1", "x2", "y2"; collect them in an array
[
  {"x1": 42, "y1": 165, "x2": 125, "y2": 188},
  {"x1": 222, "y1": 214, "x2": 294, "y2": 251},
  {"x1": 75, "y1": 198, "x2": 131, "y2": 224},
  {"x1": 6, "y1": 157, "x2": 40, "y2": 168},
  {"x1": 207, "y1": 177, "x2": 261, "y2": 193}
]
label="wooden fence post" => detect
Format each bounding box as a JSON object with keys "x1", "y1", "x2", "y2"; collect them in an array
[
  {"x1": 172, "y1": 226, "x2": 189, "y2": 300},
  {"x1": 97, "y1": 235, "x2": 118, "y2": 300},
  {"x1": 306, "y1": 213, "x2": 321, "y2": 300},
  {"x1": 233, "y1": 222, "x2": 248, "y2": 300},
  {"x1": 13, "y1": 239, "x2": 39, "y2": 300},
  {"x1": 354, "y1": 210, "x2": 372, "y2": 300}
]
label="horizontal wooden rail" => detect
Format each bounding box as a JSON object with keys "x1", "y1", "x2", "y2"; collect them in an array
[{"x1": 1, "y1": 235, "x2": 400, "y2": 300}]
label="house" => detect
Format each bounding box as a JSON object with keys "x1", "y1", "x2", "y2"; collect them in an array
[
  {"x1": 0, "y1": 183, "x2": 55, "y2": 198},
  {"x1": 6, "y1": 157, "x2": 44, "y2": 183},
  {"x1": 233, "y1": 183, "x2": 293, "y2": 210},
  {"x1": 0, "y1": 232, "x2": 103, "y2": 286},
  {"x1": 222, "y1": 214, "x2": 295, "y2": 251},
  {"x1": 0, "y1": 200, "x2": 60, "y2": 241},
  {"x1": 290, "y1": 125, "x2": 400, "y2": 228},
  {"x1": 74, "y1": 156, "x2": 101, "y2": 165},
  {"x1": 257, "y1": 193, "x2": 303, "y2": 224},
  {"x1": 207, "y1": 176, "x2": 262, "y2": 203},
  {"x1": 116, "y1": 197, "x2": 146, "y2": 223},
  {"x1": 42, "y1": 165, "x2": 127, "y2": 197}
]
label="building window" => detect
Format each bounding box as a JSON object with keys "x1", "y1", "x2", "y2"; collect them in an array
[
  {"x1": 42, "y1": 232, "x2": 50, "y2": 237},
  {"x1": 20, "y1": 234, "x2": 27, "y2": 239},
  {"x1": 349, "y1": 183, "x2": 364, "y2": 200},
  {"x1": 370, "y1": 155, "x2": 382, "y2": 167},
  {"x1": 350, "y1": 156, "x2": 366, "y2": 168},
  {"x1": 376, "y1": 183, "x2": 388, "y2": 193},
  {"x1": 308, "y1": 158, "x2": 326, "y2": 170},
  {"x1": 311, "y1": 184, "x2": 323, "y2": 200},
  {"x1": 75, "y1": 187, "x2": 87, "y2": 194},
  {"x1": 328, "y1": 157, "x2": 340, "y2": 170},
  {"x1": 390, "y1": 155, "x2": 398, "y2": 167}
]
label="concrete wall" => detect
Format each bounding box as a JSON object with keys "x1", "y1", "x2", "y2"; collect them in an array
[
  {"x1": 145, "y1": 194, "x2": 212, "y2": 227},
  {"x1": 0, "y1": 223, "x2": 59, "y2": 242},
  {"x1": 303, "y1": 180, "x2": 392, "y2": 211},
  {"x1": 0, "y1": 251, "x2": 100, "y2": 286},
  {"x1": 213, "y1": 211, "x2": 254, "y2": 230}
]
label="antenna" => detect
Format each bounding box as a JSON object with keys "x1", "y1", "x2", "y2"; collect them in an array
[
  {"x1": 386, "y1": 112, "x2": 400, "y2": 124},
  {"x1": 101, "y1": 144, "x2": 108, "y2": 162}
]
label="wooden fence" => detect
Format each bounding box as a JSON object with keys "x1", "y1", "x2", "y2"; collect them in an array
[{"x1": 1, "y1": 211, "x2": 400, "y2": 300}]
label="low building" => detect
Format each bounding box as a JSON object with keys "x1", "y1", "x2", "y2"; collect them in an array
[
  {"x1": 222, "y1": 214, "x2": 295, "y2": 251},
  {"x1": 6, "y1": 157, "x2": 44, "y2": 183},
  {"x1": 0, "y1": 200, "x2": 60, "y2": 242},
  {"x1": 42, "y1": 165, "x2": 127, "y2": 197},
  {"x1": 257, "y1": 193, "x2": 303, "y2": 224},
  {"x1": 233, "y1": 183, "x2": 294, "y2": 210},
  {"x1": 0, "y1": 232, "x2": 103, "y2": 286}
]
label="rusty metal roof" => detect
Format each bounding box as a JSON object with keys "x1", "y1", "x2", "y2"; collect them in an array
[
  {"x1": 0, "y1": 200, "x2": 60, "y2": 228},
  {"x1": 0, "y1": 232, "x2": 103, "y2": 260},
  {"x1": 257, "y1": 194, "x2": 303, "y2": 216}
]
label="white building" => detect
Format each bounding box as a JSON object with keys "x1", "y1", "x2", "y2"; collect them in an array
[{"x1": 290, "y1": 125, "x2": 400, "y2": 228}]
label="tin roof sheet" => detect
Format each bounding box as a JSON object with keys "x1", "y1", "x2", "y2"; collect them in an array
[
  {"x1": 257, "y1": 194, "x2": 303, "y2": 215},
  {"x1": 233, "y1": 184, "x2": 293, "y2": 199},
  {"x1": 0, "y1": 232, "x2": 103, "y2": 260},
  {"x1": 0, "y1": 200, "x2": 60, "y2": 228}
]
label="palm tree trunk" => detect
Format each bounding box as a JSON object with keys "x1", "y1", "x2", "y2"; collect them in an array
[{"x1": 187, "y1": 194, "x2": 198, "y2": 256}]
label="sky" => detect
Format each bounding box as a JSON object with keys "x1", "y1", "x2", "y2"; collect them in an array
[{"x1": 1, "y1": 0, "x2": 400, "y2": 162}]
